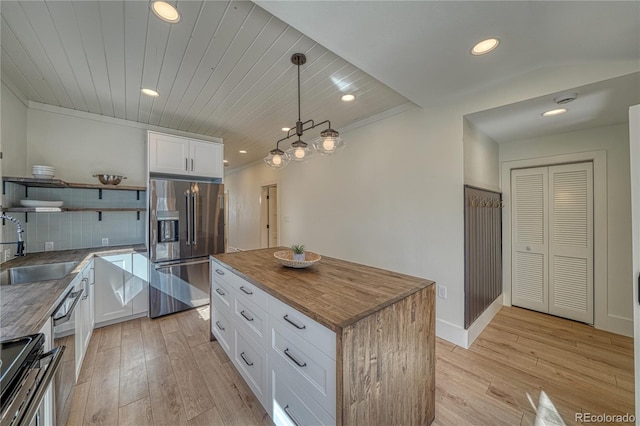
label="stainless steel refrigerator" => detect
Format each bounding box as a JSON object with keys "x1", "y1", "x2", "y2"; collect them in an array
[{"x1": 148, "y1": 178, "x2": 224, "y2": 318}]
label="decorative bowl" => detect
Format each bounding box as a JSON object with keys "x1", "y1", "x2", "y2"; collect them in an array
[
  {"x1": 93, "y1": 174, "x2": 127, "y2": 185},
  {"x1": 274, "y1": 250, "x2": 321, "y2": 268}
]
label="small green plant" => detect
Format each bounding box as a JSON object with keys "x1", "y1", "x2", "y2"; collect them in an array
[{"x1": 291, "y1": 244, "x2": 305, "y2": 254}]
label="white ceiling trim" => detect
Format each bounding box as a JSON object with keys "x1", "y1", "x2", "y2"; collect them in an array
[{"x1": 27, "y1": 100, "x2": 223, "y2": 143}]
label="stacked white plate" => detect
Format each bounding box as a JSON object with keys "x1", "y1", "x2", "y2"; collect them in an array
[{"x1": 32, "y1": 165, "x2": 56, "y2": 179}]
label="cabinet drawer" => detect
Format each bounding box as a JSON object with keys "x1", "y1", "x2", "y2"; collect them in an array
[
  {"x1": 212, "y1": 265, "x2": 268, "y2": 307},
  {"x1": 272, "y1": 363, "x2": 335, "y2": 426},
  {"x1": 269, "y1": 296, "x2": 336, "y2": 359},
  {"x1": 212, "y1": 278, "x2": 233, "y2": 311},
  {"x1": 234, "y1": 296, "x2": 268, "y2": 348},
  {"x1": 211, "y1": 306, "x2": 233, "y2": 356},
  {"x1": 270, "y1": 320, "x2": 336, "y2": 414},
  {"x1": 234, "y1": 328, "x2": 268, "y2": 409}
]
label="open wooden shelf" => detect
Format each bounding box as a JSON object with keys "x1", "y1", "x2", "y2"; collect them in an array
[
  {"x1": 3, "y1": 176, "x2": 146, "y2": 192},
  {"x1": 2, "y1": 177, "x2": 146, "y2": 221},
  {"x1": 3, "y1": 207, "x2": 146, "y2": 213}
]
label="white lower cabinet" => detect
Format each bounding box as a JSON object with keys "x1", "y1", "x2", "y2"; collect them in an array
[
  {"x1": 234, "y1": 327, "x2": 269, "y2": 408},
  {"x1": 211, "y1": 261, "x2": 337, "y2": 425},
  {"x1": 75, "y1": 259, "x2": 94, "y2": 380},
  {"x1": 94, "y1": 253, "x2": 148, "y2": 326},
  {"x1": 211, "y1": 303, "x2": 233, "y2": 354},
  {"x1": 271, "y1": 360, "x2": 335, "y2": 426},
  {"x1": 269, "y1": 320, "x2": 336, "y2": 415}
]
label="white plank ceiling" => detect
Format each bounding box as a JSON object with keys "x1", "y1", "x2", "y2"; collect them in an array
[{"x1": 0, "y1": 0, "x2": 410, "y2": 168}]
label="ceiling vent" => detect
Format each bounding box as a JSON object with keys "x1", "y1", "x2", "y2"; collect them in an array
[{"x1": 553, "y1": 93, "x2": 578, "y2": 105}]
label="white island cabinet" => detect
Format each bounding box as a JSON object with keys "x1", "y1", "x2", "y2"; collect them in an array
[
  {"x1": 148, "y1": 131, "x2": 224, "y2": 179},
  {"x1": 210, "y1": 261, "x2": 337, "y2": 425}
]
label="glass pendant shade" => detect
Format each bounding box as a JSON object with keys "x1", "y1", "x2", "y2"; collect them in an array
[
  {"x1": 313, "y1": 128, "x2": 344, "y2": 155},
  {"x1": 286, "y1": 140, "x2": 314, "y2": 163},
  {"x1": 264, "y1": 149, "x2": 290, "y2": 169}
]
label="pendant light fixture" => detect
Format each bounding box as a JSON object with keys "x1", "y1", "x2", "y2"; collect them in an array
[{"x1": 264, "y1": 53, "x2": 344, "y2": 169}]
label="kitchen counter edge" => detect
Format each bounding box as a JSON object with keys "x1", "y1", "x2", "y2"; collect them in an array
[
  {"x1": 1, "y1": 245, "x2": 145, "y2": 340},
  {"x1": 211, "y1": 248, "x2": 435, "y2": 332}
]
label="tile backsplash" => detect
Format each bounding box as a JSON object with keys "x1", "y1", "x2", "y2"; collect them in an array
[{"x1": 2, "y1": 182, "x2": 145, "y2": 259}]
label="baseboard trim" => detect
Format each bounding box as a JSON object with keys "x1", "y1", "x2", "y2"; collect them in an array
[
  {"x1": 436, "y1": 296, "x2": 503, "y2": 349},
  {"x1": 467, "y1": 295, "x2": 503, "y2": 346},
  {"x1": 436, "y1": 318, "x2": 468, "y2": 348}
]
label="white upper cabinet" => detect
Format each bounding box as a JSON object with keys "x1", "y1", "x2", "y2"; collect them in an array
[{"x1": 148, "y1": 131, "x2": 224, "y2": 179}]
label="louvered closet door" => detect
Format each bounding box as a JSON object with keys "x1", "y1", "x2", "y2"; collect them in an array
[
  {"x1": 511, "y1": 167, "x2": 549, "y2": 313},
  {"x1": 548, "y1": 163, "x2": 593, "y2": 323}
]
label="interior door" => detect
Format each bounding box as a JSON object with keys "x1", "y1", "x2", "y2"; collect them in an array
[
  {"x1": 548, "y1": 162, "x2": 594, "y2": 323},
  {"x1": 511, "y1": 167, "x2": 549, "y2": 313},
  {"x1": 268, "y1": 186, "x2": 278, "y2": 248}
]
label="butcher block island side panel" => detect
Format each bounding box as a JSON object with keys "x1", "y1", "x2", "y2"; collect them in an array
[{"x1": 211, "y1": 247, "x2": 436, "y2": 426}]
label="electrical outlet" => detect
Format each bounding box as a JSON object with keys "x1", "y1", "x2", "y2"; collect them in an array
[
  {"x1": 102, "y1": 238, "x2": 109, "y2": 246},
  {"x1": 44, "y1": 241, "x2": 54, "y2": 251},
  {"x1": 4, "y1": 249, "x2": 12, "y2": 262},
  {"x1": 438, "y1": 285, "x2": 447, "y2": 299}
]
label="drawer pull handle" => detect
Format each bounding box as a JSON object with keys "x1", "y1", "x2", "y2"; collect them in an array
[
  {"x1": 283, "y1": 314, "x2": 306, "y2": 330},
  {"x1": 283, "y1": 405, "x2": 302, "y2": 426},
  {"x1": 284, "y1": 348, "x2": 307, "y2": 367},
  {"x1": 239, "y1": 286, "x2": 253, "y2": 295},
  {"x1": 215, "y1": 288, "x2": 225, "y2": 296},
  {"x1": 215, "y1": 321, "x2": 225, "y2": 331},
  {"x1": 215, "y1": 269, "x2": 225, "y2": 275},
  {"x1": 240, "y1": 310, "x2": 254, "y2": 322},
  {"x1": 240, "y1": 352, "x2": 253, "y2": 366}
]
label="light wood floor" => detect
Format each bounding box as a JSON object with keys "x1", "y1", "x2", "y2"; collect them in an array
[{"x1": 67, "y1": 305, "x2": 634, "y2": 426}]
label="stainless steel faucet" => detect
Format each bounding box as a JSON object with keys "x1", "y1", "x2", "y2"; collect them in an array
[{"x1": 0, "y1": 213, "x2": 25, "y2": 256}]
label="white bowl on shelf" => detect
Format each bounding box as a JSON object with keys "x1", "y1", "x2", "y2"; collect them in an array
[{"x1": 32, "y1": 165, "x2": 56, "y2": 179}]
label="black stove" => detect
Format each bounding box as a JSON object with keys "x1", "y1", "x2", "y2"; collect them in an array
[{"x1": 0, "y1": 334, "x2": 64, "y2": 426}]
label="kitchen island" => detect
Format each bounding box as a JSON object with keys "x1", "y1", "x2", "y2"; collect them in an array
[{"x1": 211, "y1": 247, "x2": 435, "y2": 426}]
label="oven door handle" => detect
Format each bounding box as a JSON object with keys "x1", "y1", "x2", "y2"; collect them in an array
[
  {"x1": 20, "y1": 346, "x2": 66, "y2": 426},
  {"x1": 53, "y1": 289, "x2": 84, "y2": 326}
]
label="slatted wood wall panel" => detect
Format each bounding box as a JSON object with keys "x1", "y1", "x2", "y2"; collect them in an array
[{"x1": 464, "y1": 185, "x2": 503, "y2": 329}]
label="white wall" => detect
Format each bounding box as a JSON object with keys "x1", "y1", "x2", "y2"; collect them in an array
[
  {"x1": 500, "y1": 123, "x2": 633, "y2": 335},
  {"x1": 226, "y1": 105, "x2": 468, "y2": 339},
  {"x1": 224, "y1": 163, "x2": 278, "y2": 250},
  {"x1": 1, "y1": 82, "x2": 28, "y2": 179},
  {"x1": 26, "y1": 105, "x2": 148, "y2": 186},
  {"x1": 463, "y1": 118, "x2": 500, "y2": 192}
]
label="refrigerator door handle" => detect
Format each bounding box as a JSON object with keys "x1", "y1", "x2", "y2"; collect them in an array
[
  {"x1": 185, "y1": 190, "x2": 191, "y2": 246},
  {"x1": 192, "y1": 191, "x2": 197, "y2": 246}
]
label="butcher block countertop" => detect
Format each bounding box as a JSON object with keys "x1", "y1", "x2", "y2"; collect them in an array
[
  {"x1": 212, "y1": 247, "x2": 435, "y2": 332},
  {"x1": 1, "y1": 245, "x2": 145, "y2": 340}
]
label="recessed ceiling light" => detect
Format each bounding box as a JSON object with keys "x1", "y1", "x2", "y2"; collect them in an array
[
  {"x1": 141, "y1": 88, "x2": 159, "y2": 97},
  {"x1": 341, "y1": 94, "x2": 356, "y2": 102},
  {"x1": 282, "y1": 127, "x2": 291, "y2": 132},
  {"x1": 471, "y1": 38, "x2": 500, "y2": 56},
  {"x1": 542, "y1": 108, "x2": 567, "y2": 117},
  {"x1": 151, "y1": 1, "x2": 180, "y2": 23},
  {"x1": 239, "y1": 150, "x2": 247, "y2": 154},
  {"x1": 223, "y1": 160, "x2": 228, "y2": 163}
]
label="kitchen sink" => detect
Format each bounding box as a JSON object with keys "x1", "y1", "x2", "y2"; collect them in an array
[{"x1": 0, "y1": 261, "x2": 79, "y2": 285}]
